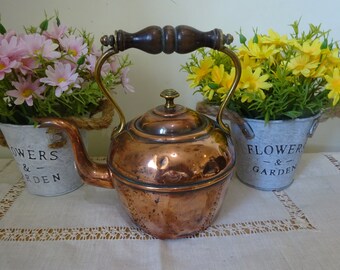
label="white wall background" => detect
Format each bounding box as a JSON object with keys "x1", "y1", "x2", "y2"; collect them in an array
[{"x1": 1, "y1": 0, "x2": 339, "y2": 157}]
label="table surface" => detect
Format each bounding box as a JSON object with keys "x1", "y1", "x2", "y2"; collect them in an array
[{"x1": 1, "y1": 152, "x2": 340, "y2": 270}]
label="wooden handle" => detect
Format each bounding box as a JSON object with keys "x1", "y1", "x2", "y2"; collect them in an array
[
  {"x1": 96, "y1": 25, "x2": 241, "y2": 136},
  {"x1": 100, "y1": 25, "x2": 234, "y2": 54}
]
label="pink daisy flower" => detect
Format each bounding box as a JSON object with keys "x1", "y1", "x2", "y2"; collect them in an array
[
  {"x1": 91, "y1": 45, "x2": 102, "y2": 58},
  {"x1": 6, "y1": 76, "x2": 45, "y2": 106},
  {"x1": 0, "y1": 57, "x2": 17, "y2": 80},
  {"x1": 109, "y1": 56, "x2": 119, "y2": 73},
  {"x1": 0, "y1": 30, "x2": 17, "y2": 43},
  {"x1": 20, "y1": 34, "x2": 61, "y2": 59},
  {"x1": 85, "y1": 54, "x2": 97, "y2": 74},
  {"x1": 43, "y1": 23, "x2": 67, "y2": 41},
  {"x1": 40, "y1": 62, "x2": 80, "y2": 97},
  {"x1": 85, "y1": 54, "x2": 110, "y2": 75},
  {"x1": 0, "y1": 35, "x2": 24, "y2": 62},
  {"x1": 120, "y1": 67, "x2": 135, "y2": 93},
  {"x1": 18, "y1": 57, "x2": 39, "y2": 75},
  {"x1": 60, "y1": 35, "x2": 88, "y2": 61}
]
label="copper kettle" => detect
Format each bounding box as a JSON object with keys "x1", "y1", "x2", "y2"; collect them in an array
[{"x1": 39, "y1": 26, "x2": 243, "y2": 239}]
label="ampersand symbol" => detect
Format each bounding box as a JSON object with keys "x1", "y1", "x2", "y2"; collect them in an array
[
  {"x1": 275, "y1": 159, "x2": 282, "y2": 166},
  {"x1": 22, "y1": 164, "x2": 30, "y2": 172}
]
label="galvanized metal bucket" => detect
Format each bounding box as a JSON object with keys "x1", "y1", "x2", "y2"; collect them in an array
[
  {"x1": 0, "y1": 123, "x2": 84, "y2": 196},
  {"x1": 230, "y1": 114, "x2": 320, "y2": 191}
]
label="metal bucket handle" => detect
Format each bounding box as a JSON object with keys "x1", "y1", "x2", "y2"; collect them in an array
[
  {"x1": 94, "y1": 25, "x2": 248, "y2": 138},
  {"x1": 308, "y1": 114, "x2": 321, "y2": 138}
]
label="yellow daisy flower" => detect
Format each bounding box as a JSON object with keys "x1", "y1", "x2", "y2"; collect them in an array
[
  {"x1": 287, "y1": 54, "x2": 319, "y2": 77},
  {"x1": 216, "y1": 68, "x2": 236, "y2": 100},
  {"x1": 211, "y1": 64, "x2": 225, "y2": 85},
  {"x1": 202, "y1": 85, "x2": 215, "y2": 100},
  {"x1": 239, "y1": 67, "x2": 272, "y2": 102},
  {"x1": 187, "y1": 57, "x2": 214, "y2": 87},
  {"x1": 261, "y1": 29, "x2": 289, "y2": 47},
  {"x1": 325, "y1": 68, "x2": 340, "y2": 105},
  {"x1": 241, "y1": 67, "x2": 272, "y2": 92},
  {"x1": 322, "y1": 48, "x2": 340, "y2": 70},
  {"x1": 240, "y1": 54, "x2": 259, "y2": 69},
  {"x1": 246, "y1": 40, "x2": 278, "y2": 61},
  {"x1": 297, "y1": 39, "x2": 322, "y2": 57}
]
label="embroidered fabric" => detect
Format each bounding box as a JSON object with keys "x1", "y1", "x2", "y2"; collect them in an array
[{"x1": 4, "y1": 153, "x2": 338, "y2": 241}]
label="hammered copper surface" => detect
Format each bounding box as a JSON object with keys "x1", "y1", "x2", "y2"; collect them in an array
[
  {"x1": 115, "y1": 175, "x2": 231, "y2": 239},
  {"x1": 108, "y1": 99, "x2": 235, "y2": 187}
]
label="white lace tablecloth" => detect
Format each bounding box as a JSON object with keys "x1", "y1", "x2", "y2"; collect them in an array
[{"x1": 1, "y1": 152, "x2": 340, "y2": 270}]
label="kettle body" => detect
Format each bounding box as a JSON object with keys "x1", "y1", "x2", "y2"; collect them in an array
[{"x1": 108, "y1": 90, "x2": 235, "y2": 238}]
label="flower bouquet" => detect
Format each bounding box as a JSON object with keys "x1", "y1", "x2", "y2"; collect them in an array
[
  {"x1": 0, "y1": 13, "x2": 133, "y2": 126},
  {"x1": 182, "y1": 20, "x2": 340, "y2": 121}
]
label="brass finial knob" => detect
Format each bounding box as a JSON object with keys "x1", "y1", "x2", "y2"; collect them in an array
[
  {"x1": 223, "y1": 33, "x2": 234, "y2": 45},
  {"x1": 160, "y1": 89, "x2": 180, "y2": 109}
]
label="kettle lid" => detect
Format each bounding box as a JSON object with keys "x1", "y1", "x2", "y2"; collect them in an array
[{"x1": 134, "y1": 89, "x2": 210, "y2": 140}]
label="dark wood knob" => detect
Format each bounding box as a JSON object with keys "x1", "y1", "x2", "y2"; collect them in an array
[{"x1": 100, "y1": 25, "x2": 233, "y2": 54}]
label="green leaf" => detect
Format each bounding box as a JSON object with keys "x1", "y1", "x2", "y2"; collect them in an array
[
  {"x1": 208, "y1": 83, "x2": 219, "y2": 89},
  {"x1": 283, "y1": 110, "x2": 301, "y2": 119},
  {"x1": 238, "y1": 30, "x2": 247, "y2": 45},
  {"x1": 208, "y1": 90, "x2": 214, "y2": 100},
  {"x1": 56, "y1": 16, "x2": 61, "y2": 26},
  {"x1": 0, "y1": 22, "x2": 6, "y2": 34},
  {"x1": 77, "y1": 55, "x2": 86, "y2": 66},
  {"x1": 264, "y1": 111, "x2": 270, "y2": 122},
  {"x1": 39, "y1": 19, "x2": 49, "y2": 32},
  {"x1": 321, "y1": 38, "x2": 328, "y2": 49}
]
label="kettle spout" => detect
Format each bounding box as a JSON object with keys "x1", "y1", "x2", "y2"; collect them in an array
[{"x1": 38, "y1": 118, "x2": 114, "y2": 189}]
